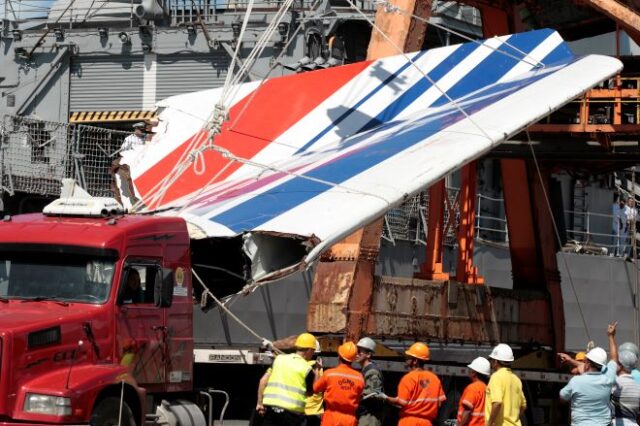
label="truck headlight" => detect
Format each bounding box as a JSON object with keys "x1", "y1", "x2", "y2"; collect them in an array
[{"x1": 24, "y1": 393, "x2": 71, "y2": 416}]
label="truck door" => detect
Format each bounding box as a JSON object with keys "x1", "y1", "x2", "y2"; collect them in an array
[{"x1": 116, "y1": 261, "x2": 167, "y2": 387}]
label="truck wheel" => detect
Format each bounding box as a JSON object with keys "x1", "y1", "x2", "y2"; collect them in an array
[{"x1": 91, "y1": 397, "x2": 136, "y2": 426}]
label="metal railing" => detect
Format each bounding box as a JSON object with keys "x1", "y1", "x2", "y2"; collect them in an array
[
  {"x1": 2, "y1": 0, "x2": 478, "y2": 30},
  {"x1": 383, "y1": 188, "x2": 508, "y2": 247},
  {"x1": 1, "y1": 0, "x2": 379, "y2": 29},
  {"x1": 564, "y1": 209, "x2": 637, "y2": 255},
  {"x1": 383, "y1": 188, "x2": 630, "y2": 257},
  {"x1": 475, "y1": 193, "x2": 508, "y2": 243}
]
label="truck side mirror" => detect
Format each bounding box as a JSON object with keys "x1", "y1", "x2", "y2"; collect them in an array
[{"x1": 153, "y1": 269, "x2": 173, "y2": 308}]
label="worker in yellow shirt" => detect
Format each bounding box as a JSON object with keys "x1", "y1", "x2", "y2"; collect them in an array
[
  {"x1": 485, "y1": 344, "x2": 526, "y2": 426},
  {"x1": 305, "y1": 340, "x2": 324, "y2": 425}
]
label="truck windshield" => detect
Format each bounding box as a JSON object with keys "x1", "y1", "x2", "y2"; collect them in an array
[{"x1": 0, "y1": 248, "x2": 116, "y2": 304}]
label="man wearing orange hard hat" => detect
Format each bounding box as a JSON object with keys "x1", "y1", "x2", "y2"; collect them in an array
[
  {"x1": 313, "y1": 341, "x2": 365, "y2": 426},
  {"x1": 380, "y1": 342, "x2": 445, "y2": 425}
]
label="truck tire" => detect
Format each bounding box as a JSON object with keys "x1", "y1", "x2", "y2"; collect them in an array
[
  {"x1": 91, "y1": 397, "x2": 136, "y2": 426},
  {"x1": 169, "y1": 400, "x2": 207, "y2": 426}
]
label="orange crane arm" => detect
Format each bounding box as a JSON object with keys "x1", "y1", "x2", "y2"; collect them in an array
[{"x1": 582, "y1": 0, "x2": 640, "y2": 45}]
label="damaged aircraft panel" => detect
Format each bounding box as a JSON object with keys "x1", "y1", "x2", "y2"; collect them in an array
[{"x1": 122, "y1": 29, "x2": 622, "y2": 282}]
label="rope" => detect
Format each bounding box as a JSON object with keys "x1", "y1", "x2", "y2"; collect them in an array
[
  {"x1": 227, "y1": 0, "x2": 323, "y2": 129},
  {"x1": 140, "y1": 131, "x2": 394, "y2": 215},
  {"x1": 139, "y1": 129, "x2": 210, "y2": 210},
  {"x1": 138, "y1": 0, "x2": 300, "y2": 209},
  {"x1": 217, "y1": 0, "x2": 295, "y2": 110},
  {"x1": 343, "y1": 0, "x2": 494, "y2": 144},
  {"x1": 206, "y1": 0, "x2": 255, "y2": 137},
  {"x1": 138, "y1": 0, "x2": 262, "y2": 207},
  {"x1": 192, "y1": 147, "x2": 207, "y2": 176},
  {"x1": 220, "y1": 0, "x2": 296, "y2": 109},
  {"x1": 526, "y1": 130, "x2": 591, "y2": 342},
  {"x1": 207, "y1": 143, "x2": 393, "y2": 205},
  {"x1": 176, "y1": 159, "x2": 234, "y2": 214},
  {"x1": 192, "y1": 268, "x2": 283, "y2": 354},
  {"x1": 217, "y1": 0, "x2": 254, "y2": 106}
]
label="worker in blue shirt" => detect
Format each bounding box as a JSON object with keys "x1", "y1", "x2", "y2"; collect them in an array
[
  {"x1": 619, "y1": 341, "x2": 640, "y2": 384},
  {"x1": 559, "y1": 322, "x2": 619, "y2": 426}
]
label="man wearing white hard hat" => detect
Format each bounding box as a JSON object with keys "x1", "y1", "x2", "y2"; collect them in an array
[
  {"x1": 485, "y1": 344, "x2": 527, "y2": 426},
  {"x1": 355, "y1": 337, "x2": 385, "y2": 426},
  {"x1": 559, "y1": 322, "x2": 618, "y2": 426},
  {"x1": 457, "y1": 357, "x2": 490, "y2": 426}
]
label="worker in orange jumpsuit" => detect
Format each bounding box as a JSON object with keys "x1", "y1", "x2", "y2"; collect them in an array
[
  {"x1": 457, "y1": 357, "x2": 491, "y2": 426},
  {"x1": 313, "y1": 341, "x2": 365, "y2": 426},
  {"x1": 381, "y1": 342, "x2": 445, "y2": 426}
]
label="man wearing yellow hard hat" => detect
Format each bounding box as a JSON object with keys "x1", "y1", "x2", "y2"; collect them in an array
[
  {"x1": 256, "y1": 333, "x2": 319, "y2": 425},
  {"x1": 557, "y1": 350, "x2": 587, "y2": 375},
  {"x1": 380, "y1": 342, "x2": 445, "y2": 425}
]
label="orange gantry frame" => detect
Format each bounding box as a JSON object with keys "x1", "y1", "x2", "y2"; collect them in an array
[
  {"x1": 416, "y1": 180, "x2": 449, "y2": 280},
  {"x1": 415, "y1": 166, "x2": 485, "y2": 285},
  {"x1": 581, "y1": 0, "x2": 640, "y2": 46},
  {"x1": 455, "y1": 163, "x2": 484, "y2": 285},
  {"x1": 529, "y1": 74, "x2": 640, "y2": 137}
]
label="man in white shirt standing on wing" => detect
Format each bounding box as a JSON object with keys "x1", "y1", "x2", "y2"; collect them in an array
[{"x1": 110, "y1": 122, "x2": 146, "y2": 207}]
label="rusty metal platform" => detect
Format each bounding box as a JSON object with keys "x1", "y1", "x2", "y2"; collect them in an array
[{"x1": 308, "y1": 275, "x2": 554, "y2": 347}]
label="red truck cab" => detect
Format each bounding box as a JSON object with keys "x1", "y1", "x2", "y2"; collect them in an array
[{"x1": 0, "y1": 202, "x2": 195, "y2": 426}]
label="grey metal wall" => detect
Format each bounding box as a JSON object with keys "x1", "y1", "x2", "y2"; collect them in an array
[
  {"x1": 69, "y1": 53, "x2": 231, "y2": 111},
  {"x1": 70, "y1": 56, "x2": 145, "y2": 111},
  {"x1": 560, "y1": 252, "x2": 638, "y2": 351},
  {"x1": 156, "y1": 53, "x2": 230, "y2": 100},
  {"x1": 194, "y1": 270, "x2": 313, "y2": 347},
  {"x1": 0, "y1": 45, "x2": 71, "y2": 122},
  {"x1": 377, "y1": 239, "x2": 514, "y2": 289}
]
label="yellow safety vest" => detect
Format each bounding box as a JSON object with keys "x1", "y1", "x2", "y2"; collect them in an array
[
  {"x1": 263, "y1": 353, "x2": 311, "y2": 414},
  {"x1": 305, "y1": 360, "x2": 324, "y2": 415}
]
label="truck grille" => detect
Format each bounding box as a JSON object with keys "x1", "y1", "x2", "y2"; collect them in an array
[{"x1": 28, "y1": 327, "x2": 61, "y2": 349}]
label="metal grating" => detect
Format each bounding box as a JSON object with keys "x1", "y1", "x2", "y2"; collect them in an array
[
  {"x1": 1, "y1": 115, "x2": 129, "y2": 197},
  {"x1": 382, "y1": 188, "x2": 461, "y2": 246},
  {"x1": 383, "y1": 194, "x2": 424, "y2": 243}
]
